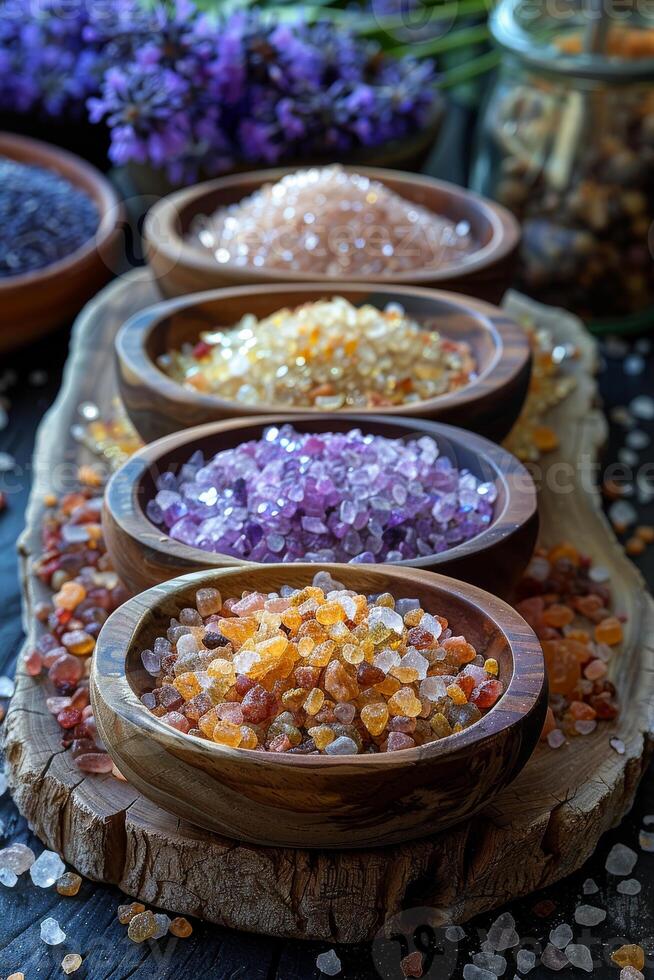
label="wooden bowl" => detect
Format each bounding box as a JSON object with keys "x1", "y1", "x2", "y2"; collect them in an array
[
  {"x1": 144, "y1": 166, "x2": 520, "y2": 305},
  {"x1": 0, "y1": 132, "x2": 123, "y2": 353},
  {"x1": 91, "y1": 563, "x2": 547, "y2": 848},
  {"x1": 115, "y1": 283, "x2": 532, "y2": 444},
  {"x1": 103, "y1": 414, "x2": 539, "y2": 598}
]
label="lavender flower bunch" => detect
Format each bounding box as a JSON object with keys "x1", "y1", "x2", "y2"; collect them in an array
[{"x1": 0, "y1": 0, "x2": 439, "y2": 183}]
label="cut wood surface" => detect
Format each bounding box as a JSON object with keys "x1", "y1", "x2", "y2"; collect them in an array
[{"x1": 4, "y1": 270, "x2": 654, "y2": 943}]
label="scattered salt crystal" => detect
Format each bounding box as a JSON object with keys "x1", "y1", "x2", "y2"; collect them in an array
[
  {"x1": 611, "y1": 738, "x2": 626, "y2": 755},
  {"x1": 623, "y1": 354, "x2": 645, "y2": 376},
  {"x1": 473, "y1": 952, "x2": 506, "y2": 975},
  {"x1": 40, "y1": 917, "x2": 66, "y2": 945},
  {"x1": 418, "y1": 613, "x2": 442, "y2": 640},
  {"x1": 0, "y1": 676, "x2": 14, "y2": 697},
  {"x1": 574, "y1": 905, "x2": 606, "y2": 926},
  {"x1": 62, "y1": 953, "x2": 83, "y2": 974},
  {"x1": 540, "y1": 944, "x2": 569, "y2": 971},
  {"x1": 630, "y1": 395, "x2": 654, "y2": 420},
  {"x1": 626, "y1": 429, "x2": 650, "y2": 450},
  {"x1": 609, "y1": 500, "x2": 637, "y2": 528},
  {"x1": 0, "y1": 842, "x2": 35, "y2": 874},
  {"x1": 582, "y1": 878, "x2": 598, "y2": 895},
  {"x1": 419, "y1": 676, "x2": 447, "y2": 701},
  {"x1": 547, "y1": 729, "x2": 566, "y2": 749},
  {"x1": 617, "y1": 878, "x2": 641, "y2": 895},
  {"x1": 152, "y1": 913, "x2": 171, "y2": 939},
  {"x1": 565, "y1": 944, "x2": 593, "y2": 972},
  {"x1": 0, "y1": 867, "x2": 17, "y2": 887},
  {"x1": 606, "y1": 843, "x2": 638, "y2": 875},
  {"x1": 643, "y1": 814, "x2": 654, "y2": 825},
  {"x1": 486, "y1": 912, "x2": 519, "y2": 951},
  {"x1": 316, "y1": 949, "x2": 342, "y2": 976},
  {"x1": 549, "y1": 924, "x2": 573, "y2": 949},
  {"x1": 445, "y1": 925, "x2": 466, "y2": 942},
  {"x1": 463, "y1": 967, "x2": 495, "y2": 980},
  {"x1": 588, "y1": 565, "x2": 610, "y2": 583},
  {"x1": 516, "y1": 949, "x2": 536, "y2": 973},
  {"x1": 0, "y1": 452, "x2": 15, "y2": 472},
  {"x1": 574, "y1": 720, "x2": 597, "y2": 735},
  {"x1": 620, "y1": 968, "x2": 645, "y2": 980},
  {"x1": 638, "y1": 830, "x2": 654, "y2": 852},
  {"x1": 30, "y1": 849, "x2": 66, "y2": 887},
  {"x1": 618, "y1": 447, "x2": 639, "y2": 466},
  {"x1": 325, "y1": 736, "x2": 358, "y2": 755},
  {"x1": 0, "y1": 773, "x2": 7, "y2": 796}
]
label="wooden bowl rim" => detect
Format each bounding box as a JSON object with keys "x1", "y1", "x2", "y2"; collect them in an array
[
  {"x1": 104, "y1": 413, "x2": 538, "y2": 572},
  {"x1": 92, "y1": 563, "x2": 545, "y2": 770},
  {"x1": 0, "y1": 131, "x2": 121, "y2": 291},
  {"x1": 115, "y1": 281, "x2": 531, "y2": 420},
  {"x1": 144, "y1": 165, "x2": 521, "y2": 286}
]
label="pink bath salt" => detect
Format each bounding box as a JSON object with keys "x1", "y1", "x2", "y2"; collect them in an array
[{"x1": 232, "y1": 592, "x2": 268, "y2": 616}]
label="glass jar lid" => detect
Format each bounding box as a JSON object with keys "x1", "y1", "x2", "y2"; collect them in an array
[{"x1": 490, "y1": 0, "x2": 654, "y2": 80}]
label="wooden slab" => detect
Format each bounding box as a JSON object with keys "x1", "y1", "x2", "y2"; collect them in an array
[{"x1": 4, "y1": 270, "x2": 654, "y2": 943}]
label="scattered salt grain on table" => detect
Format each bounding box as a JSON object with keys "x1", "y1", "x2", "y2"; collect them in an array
[
  {"x1": 0, "y1": 867, "x2": 17, "y2": 887},
  {"x1": 30, "y1": 849, "x2": 65, "y2": 887},
  {"x1": 62, "y1": 953, "x2": 83, "y2": 975},
  {"x1": 606, "y1": 843, "x2": 638, "y2": 875},
  {"x1": 611, "y1": 738, "x2": 626, "y2": 755},
  {"x1": 316, "y1": 949, "x2": 342, "y2": 976},
  {"x1": 565, "y1": 944, "x2": 593, "y2": 972},
  {"x1": 0, "y1": 843, "x2": 35, "y2": 874},
  {"x1": 626, "y1": 430, "x2": 650, "y2": 450},
  {"x1": 630, "y1": 395, "x2": 654, "y2": 420},
  {"x1": 40, "y1": 917, "x2": 66, "y2": 945},
  {"x1": 152, "y1": 913, "x2": 171, "y2": 939},
  {"x1": 473, "y1": 952, "x2": 506, "y2": 975},
  {"x1": 540, "y1": 944, "x2": 569, "y2": 971},
  {"x1": 445, "y1": 926, "x2": 466, "y2": 942},
  {"x1": 638, "y1": 830, "x2": 654, "y2": 852},
  {"x1": 547, "y1": 729, "x2": 566, "y2": 749},
  {"x1": 620, "y1": 968, "x2": 644, "y2": 980},
  {"x1": 575, "y1": 905, "x2": 607, "y2": 926},
  {"x1": 0, "y1": 452, "x2": 15, "y2": 472},
  {"x1": 582, "y1": 878, "x2": 598, "y2": 894},
  {"x1": 516, "y1": 949, "x2": 536, "y2": 973},
  {"x1": 617, "y1": 879, "x2": 641, "y2": 895},
  {"x1": 0, "y1": 676, "x2": 14, "y2": 697},
  {"x1": 463, "y1": 966, "x2": 495, "y2": 980},
  {"x1": 549, "y1": 924, "x2": 573, "y2": 949},
  {"x1": 486, "y1": 912, "x2": 519, "y2": 951}
]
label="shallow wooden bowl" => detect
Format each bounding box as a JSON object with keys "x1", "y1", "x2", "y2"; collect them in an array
[
  {"x1": 103, "y1": 414, "x2": 539, "y2": 598},
  {"x1": 115, "y1": 283, "x2": 532, "y2": 444},
  {"x1": 91, "y1": 563, "x2": 546, "y2": 848},
  {"x1": 144, "y1": 166, "x2": 520, "y2": 305},
  {"x1": 0, "y1": 131, "x2": 123, "y2": 353}
]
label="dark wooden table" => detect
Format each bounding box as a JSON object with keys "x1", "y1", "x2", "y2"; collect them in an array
[{"x1": 1, "y1": 129, "x2": 654, "y2": 976}]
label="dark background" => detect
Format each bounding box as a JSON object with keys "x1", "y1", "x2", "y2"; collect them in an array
[{"x1": 1, "y1": 116, "x2": 654, "y2": 978}]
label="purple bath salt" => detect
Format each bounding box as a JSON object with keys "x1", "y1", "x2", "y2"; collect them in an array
[{"x1": 146, "y1": 425, "x2": 496, "y2": 564}]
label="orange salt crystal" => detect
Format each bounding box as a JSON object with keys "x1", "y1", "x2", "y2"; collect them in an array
[
  {"x1": 532, "y1": 425, "x2": 559, "y2": 452},
  {"x1": 568, "y1": 701, "x2": 597, "y2": 721},
  {"x1": 611, "y1": 945, "x2": 645, "y2": 971},
  {"x1": 77, "y1": 464, "x2": 103, "y2": 488},
  {"x1": 547, "y1": 542, "x2": 580, "y2": 565},
  {"x1": 584, "y1": 659, "x2": 608, "y2": 681},
  {"x1": 594, "y1": 617, "x2": 623, "y2": 645},
  {"x1": 636, "y1": 525, "x2": 654, "y2": 543},
  {"x1": 442, "y1": 635, "x2": 477, "y2": 665},
  {"x1": 169, "y1": 917, "x2": 193, "y2": 938},
  {"x1": 542, "y1": 603, "x2": 575, "y2": 628},
  {"x1": 626, "y1": 536, "x2": 646, "y2": 556},
  {"x1": 54, "y1": 581, "x2": 86, "y2": 610},
  {"x1": 542, "y1": 640, "x2": 581, "y2": 695}
]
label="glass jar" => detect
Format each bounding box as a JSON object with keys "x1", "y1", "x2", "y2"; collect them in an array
[{"x1": 471, "y1": 0, "x2": 654, "y2": 328}]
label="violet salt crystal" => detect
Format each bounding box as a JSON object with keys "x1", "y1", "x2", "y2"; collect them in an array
[{"x1": 147, "y1": 425, "x2": 496, "y2": 564}]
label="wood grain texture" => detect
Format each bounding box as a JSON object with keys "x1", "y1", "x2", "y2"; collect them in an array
[
  {"x1": 0, "y1": 131, "x2": 124, "y2": 352},
  {"x1": 91, "y1": 563, "x2": 546, "y2": 848},
  {"x1": 102, "y1": 413, "x2": 538, "y2": 598},
  {"x1": 115, "y1": 283, "x2": 532, "y2": 444},
  {"x1": 5, "y1": 270, "x2": 654, "y2": 943},
  {"x1": 144, "y1": 166, "x2": 520, "y2": 305}
]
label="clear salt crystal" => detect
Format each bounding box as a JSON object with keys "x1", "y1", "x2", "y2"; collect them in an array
[
  {"x1": 473, "y1": 951, "x2": 507, "y2": 974},
  {"x1": 399, "y1": 650, "x2": 428, "y2": 680},
  {"x1": 418, "y1": 612, "x2": 442, "y2": 640},
  {"x1": 643, "y1": 814, "x2": 654, "y2": 825},
  {"x1": 0, "y1": 676, "x2": 15, "y2": 697},
  {"x1": 41, "y1": 917, "x2": 66, "y2": 945},
  {"x1": 516, "y1": 949, "x2": 536, "y2": 973},
  {"x1": 638, "y1": 830, "x2": 654, "y2": 852},
  {"x1": 630, "y1": 395, "x2": 654, "y2": 420},
  {"x1": 445, "y1": 925, "x2": 466, "y2": 942},
  {"x1": 176, "y1": 633, "x2": 199, "y2": 657},
  {"x1": 368, "y1": 606, "x2": 404, "y2": 634},
  {"x1": 565, "y1": 944, "x2": 593, "y2": 972},
  {"x1": 152, "y1": 913, "x2": 171, "y2": 939},
  {"x1": 233, "y1": 650, "x2": 261, "y2": 673},
  {"x1": 486, "y1": 912, "x2": 519, "y2": 951},
  {"x1": 420, "y1": 675, "x2": 447, "y2": 701},
  {"x1": 620, "y1": 968, "x2": 645, "y2": 980},
  {"x1": 574, "y1": 905, "x2": 606, "y2": 926},
  {"x1": 626, "y1": 429, "x2": 650, "y2": 450},
  {"x1": 316, "y1": 948, "x2": 342, "y2": 975},
  {"x1": 624, "y1": 354, "x2": 645, "y2": 376},
  {"x1": 374, "y1": 649, "x2": 401, "y2": 674},
  {"x1": 30, "y1": 849, "x2": 66, "y2": 887},
  {"x1": 582, "y1": 878, "x2": 598, "y2": 894},
  {"x1": 609, "y1": 500, "x2": 637, "y2": 528},
  {"x1": 606, "y1": 843, "x2": 638, "y2": 875},
  {"x1": 549, "y1": 924, "x2": 573, "y2": 949},
  {"x1": 575, "y1": 719, "x2": 597, "y2": 735},
  {"x1": 0, "y1": 867, "x2": 17, "y2": 887},
  {"x1": 540, "y1": 944, "x2": 569, "y2": 971},
  {"x1": 463, "y1": 966, "x2": 495, "y2": 980},
  {"x1": 0, "y1": 452, "x2": 15, "y2": 472},
  {"x1": 324, "y1": 736, "x2": 358, "y2": 755},
  {"x1": 617, "y1": 878, "x2": 641, "y2": 895},
  {"x1": 611, "y1": 738, "x2": 626, "y2": 755},
  {"x1": 547, "y1": 729, "x2": 566, "y2": 749},
  {"x1": 588, "y1": 565, "x2": 610, "y2": 583},
  {"x1": 0, "y1": 842, "x2": 35, "y2": 874}
]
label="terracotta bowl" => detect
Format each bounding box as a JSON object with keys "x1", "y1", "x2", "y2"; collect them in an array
[
  {"x1": 144, "y1": 166, "x2": 521, "y2": 305},
  {"x1": 91, "y1": 563, "x2": 547, "y2": 848},
  {"x1": 0, "y1": 131, "x2": 123, "y2": 353},
  {"x1": 115, "y1": 283, "x2": 532, "y2": 445},
  {"x1": 102, "y1": 414, "x2": 539, "y2": 599}
]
